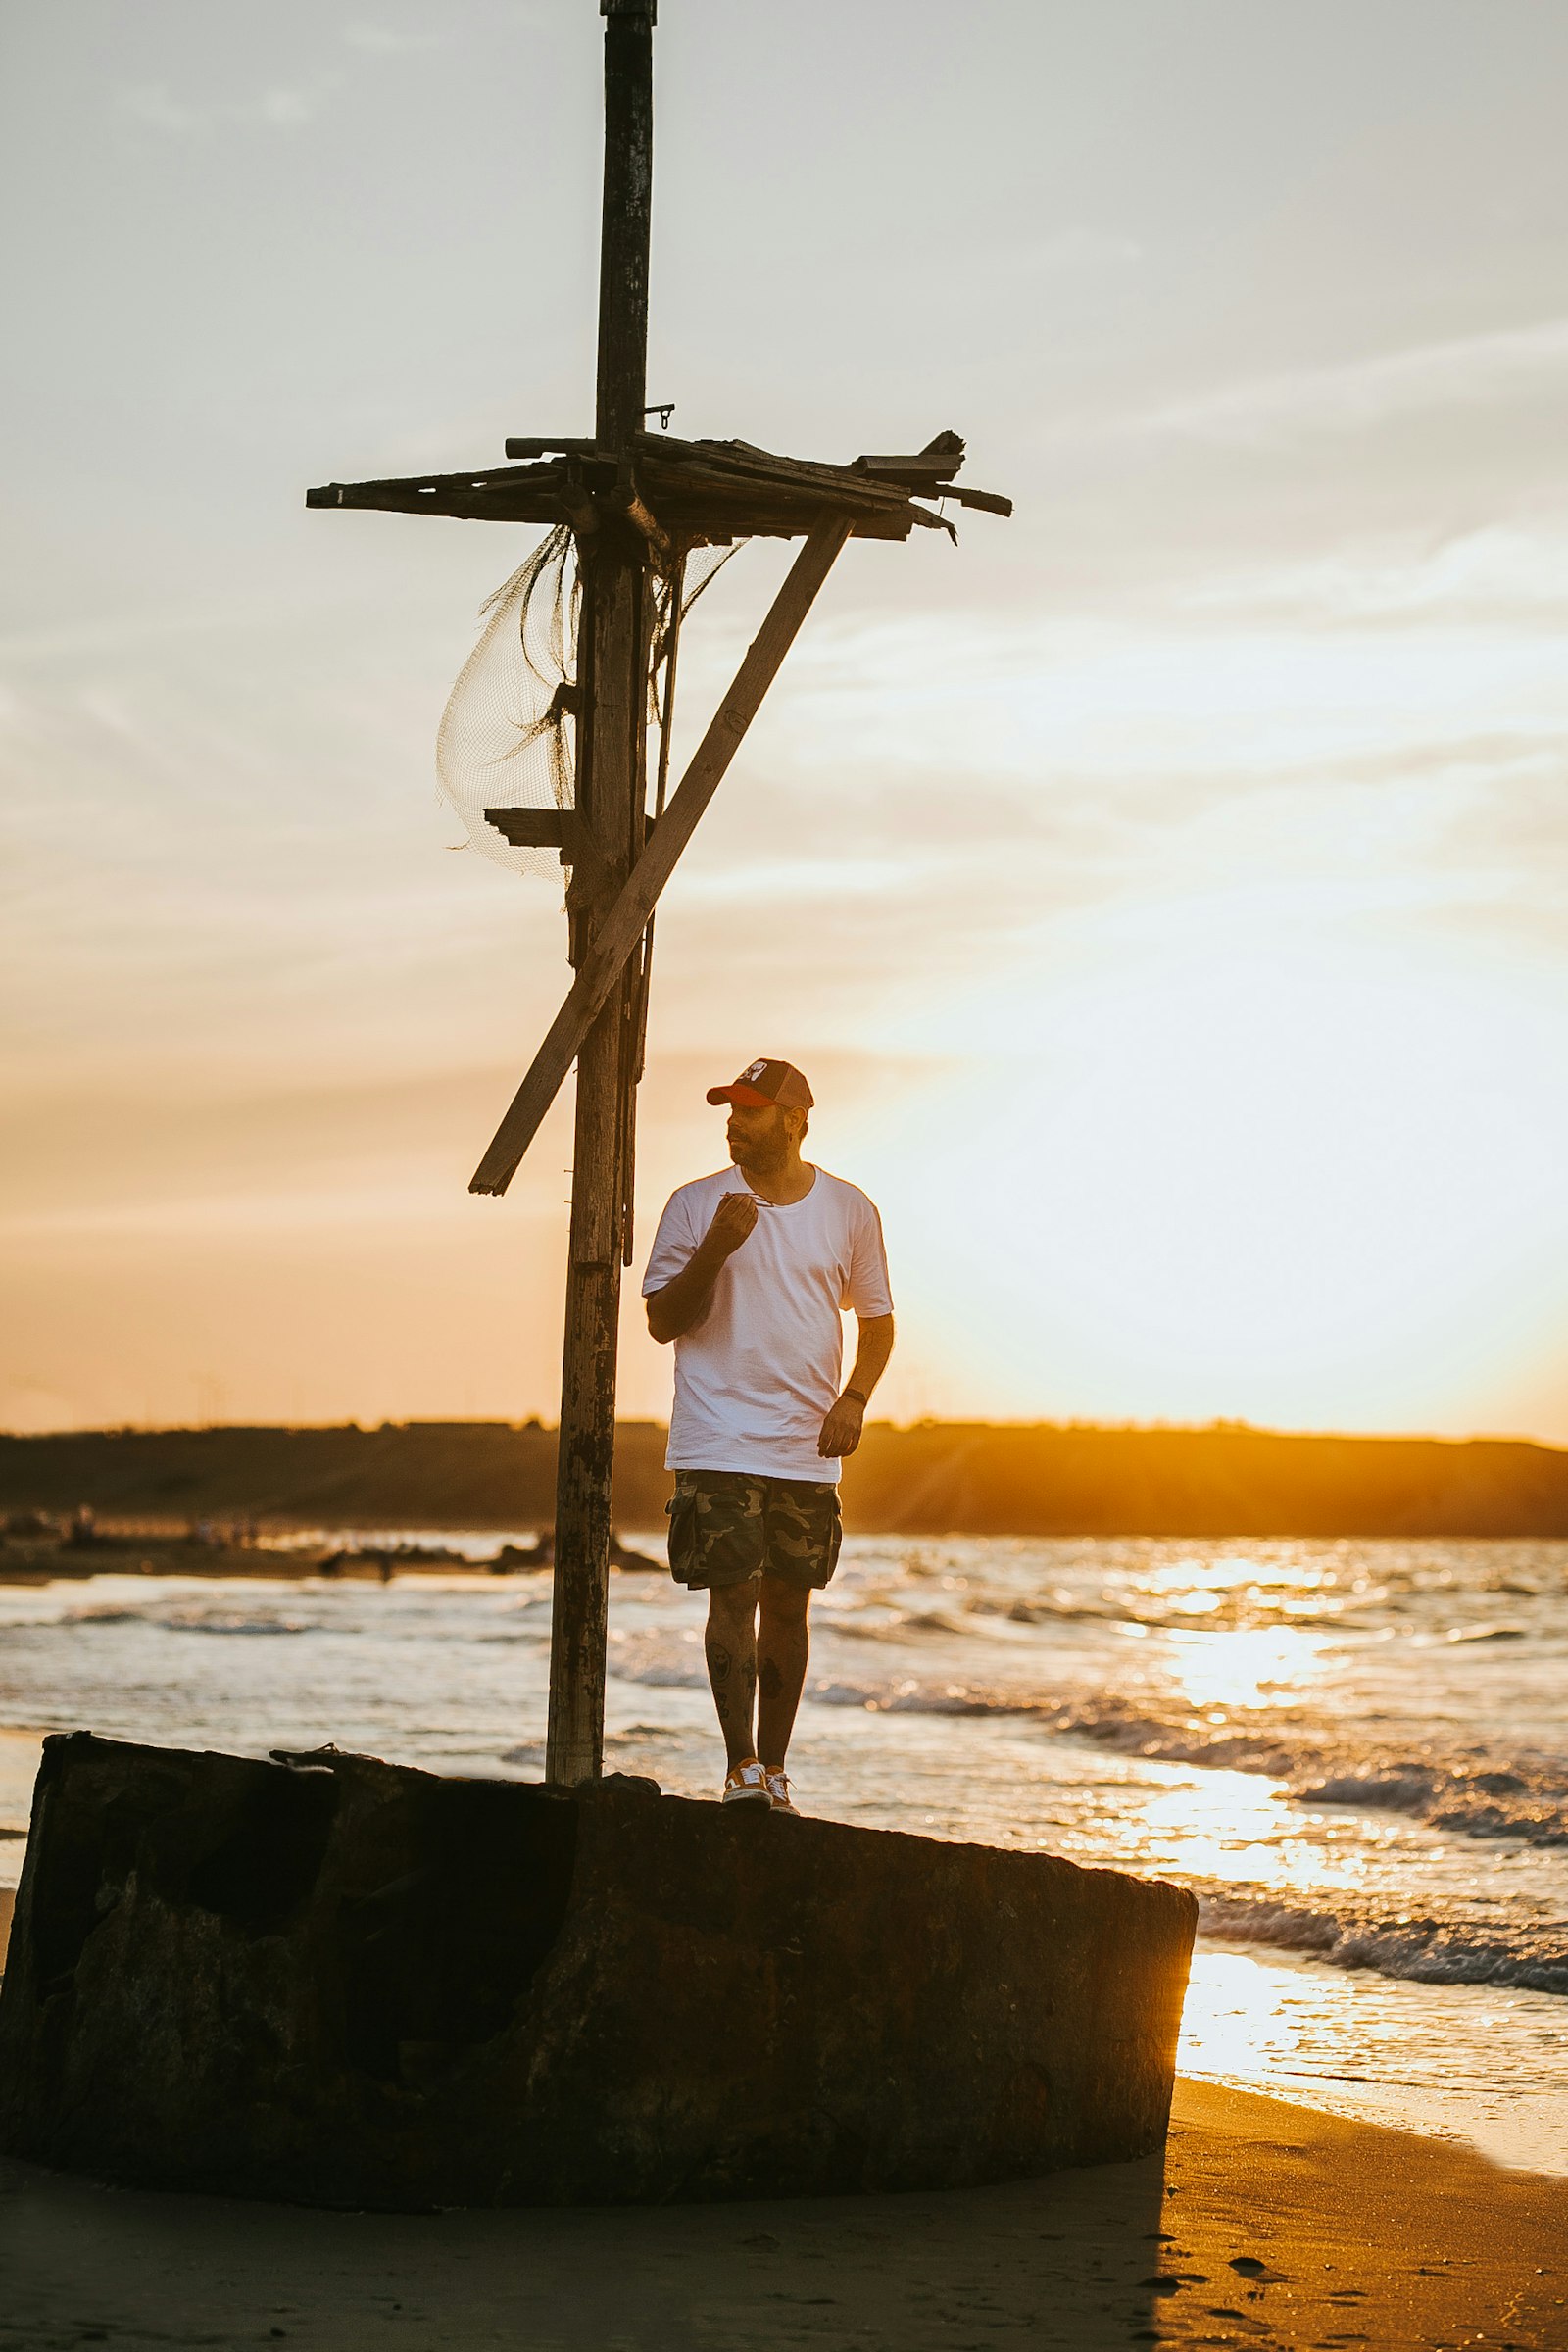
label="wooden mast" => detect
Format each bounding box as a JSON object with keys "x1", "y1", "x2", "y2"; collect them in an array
[
  {"x1": 545, "y1": 0, "x2": 656, "y2": 1786},
  {"x1": 304, "y1": 1, "x2": 1009, "y2": 1787}
]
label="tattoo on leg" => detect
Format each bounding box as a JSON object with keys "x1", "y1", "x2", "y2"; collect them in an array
[
  {"x1": 708, "y1": 1599, "x2": 758, "y2": 1761},
  {"x1": 760, "y1": 1657, "x2": 782, "y2": 1700}
]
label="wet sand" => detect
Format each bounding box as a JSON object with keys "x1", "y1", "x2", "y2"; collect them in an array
[
  {"x1": 0, "y1": 1732, "x2": 40, "y2": 1975},
  {"x1": 0, "y1": 2082, "x2": 1562, "y2": 2349}
]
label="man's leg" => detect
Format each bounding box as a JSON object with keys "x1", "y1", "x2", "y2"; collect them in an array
[
  {"x1": 705, "y1": 1579, "x2": 760, "y2": 1767},
  {"x1": 756, "y1": 1575, "x2": 810, "y2": 1769}
]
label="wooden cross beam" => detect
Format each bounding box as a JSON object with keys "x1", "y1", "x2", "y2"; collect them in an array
[
  {"x1": 306, "y1": 424, "x2": 1011, "y2": 543},
  {"x1": 469, "y1": 518, "x2": 850, "y2": 1197}
]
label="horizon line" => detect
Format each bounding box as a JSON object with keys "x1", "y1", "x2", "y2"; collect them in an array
[{"x1": 5, "y1": 1416, "x2": 1565, "y2": 1455}]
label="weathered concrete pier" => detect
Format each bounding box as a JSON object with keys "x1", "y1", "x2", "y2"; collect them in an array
[{"x1": 0, "y1": 1734, "x2": 1197, "y2": 2209}]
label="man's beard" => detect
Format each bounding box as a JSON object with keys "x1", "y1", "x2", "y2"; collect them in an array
[{"x1": 729, "y1": 1130, "x2": 787, "y2": 1180}]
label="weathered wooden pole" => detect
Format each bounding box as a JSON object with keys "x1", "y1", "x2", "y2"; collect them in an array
[{"x1": 545, "y1": 0, "x2": 656, "y2": 1786}]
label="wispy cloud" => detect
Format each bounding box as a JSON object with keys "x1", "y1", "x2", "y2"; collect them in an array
[
  {"x1": 1127, "y1": 317, "x2": 1568, "y2": 448},
  {"x1": 925, "y1": 224, "x2": 1141, "y2": 306},
  {"x1": 116, "y1": 82, "x2": 206, "y2": 136},
  {"x1": 1184, "y1": 521, "x2": 1568, "y2": 623},
  {"x1": 0, "y1": 1179, "x2": 459, "y2": 1246},
  {"x1": 115, "y1": 78, "x2": 336, "y2": 138},
  {"x1": 255, "y1": 85, "x2": 324, "y2": 128},
  {"x1": 343, "y1": 23, "x2": 443, "y2": 55}
]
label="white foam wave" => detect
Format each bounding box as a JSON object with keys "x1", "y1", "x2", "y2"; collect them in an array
[{"x1": 1200, "y1": 1892, "x2": 1568, "y2": 1995}]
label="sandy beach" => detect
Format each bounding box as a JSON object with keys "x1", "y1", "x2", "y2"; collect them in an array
[
  {"x1": 0, "y1": 2081, "x2": 1558, "y2": 2349},
  {"x1": 4, "y1": 1732, "x2": 1566, "y2": 2344},
  {"x1": 3, "y1": 1597, "x2": 1566, "y2": 2346}
]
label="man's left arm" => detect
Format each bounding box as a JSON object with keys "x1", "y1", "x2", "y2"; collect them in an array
[{"x1": 818, "y1": 1314, "x2": 895, "y2": 1460}]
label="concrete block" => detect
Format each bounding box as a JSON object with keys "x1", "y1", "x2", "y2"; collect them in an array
[{"x1": 0, "y1": 1733, "x2": 1197, "y2": 2207}]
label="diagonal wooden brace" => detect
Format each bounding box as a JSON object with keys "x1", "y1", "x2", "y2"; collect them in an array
[{"x1": 469, "y1": 516, "x2": 852, "y2": 1196}]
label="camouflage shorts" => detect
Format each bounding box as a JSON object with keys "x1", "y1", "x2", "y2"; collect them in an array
[{"x1": 665, "y1": 1470, "x2": 843, "y2": 1591}]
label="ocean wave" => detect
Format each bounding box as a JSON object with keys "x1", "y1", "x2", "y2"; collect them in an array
[
  {"x1": 995, "y1": 1598, "x2": 1119, "y2": 1625},
  {"x1": 615, "y1": 1663, "x2": 710, "y2": 1691},
  {"x1": 160, "y1": 1612, "x2": 310, "y2": 1637},
  {"x1": 1048, "y1": 1697, "x2": 1568, "y2": 1847},
  {"x1": 606, "y1": 1579, "x2": 1568, "y2": 1846},
  {"x1": 788, "y1": 1661, "x2": 1568, "y2": 1847},
  {"x1": 1198, "y1": 1889, "x2": 1568, "y2": 1996},
  {"x1": 809, "y1": 1677, "x2": 1033, "y2": 1716},
  {"x1": 68, "y1": 1604, "x2": 310, "y2": 1637}
]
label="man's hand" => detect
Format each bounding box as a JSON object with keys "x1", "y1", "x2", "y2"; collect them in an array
[
  {"x1": 646, "y1": 1191, "x2": 759, "y2": 1343},
  {"x1": 816, "y1": 1315, "x2": 893, "y2": 1454},
  {"x1": 705, "y1": 1191, "x2": 760, "y2": 1258},
  {"x1": 817, "y1": 1393, "x2": 865, "y2": 1460}
]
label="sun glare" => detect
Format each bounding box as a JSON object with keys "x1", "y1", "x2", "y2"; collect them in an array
[
  {"x1": 1166, "y1": 1626, "x2": 1330, "y2": 1715},
  {"x1": 855, "y1": 917, "x2": 1568, "y2": 1432}
]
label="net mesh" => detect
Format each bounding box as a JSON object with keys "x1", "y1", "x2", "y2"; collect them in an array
[{"x1": 437, "y1": 525, "x2": 744, "y2": 887}]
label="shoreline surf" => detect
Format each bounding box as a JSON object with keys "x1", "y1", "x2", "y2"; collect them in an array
[{"x1": 3, "y1": 1531, "x2": 1566, "y2": 2177}]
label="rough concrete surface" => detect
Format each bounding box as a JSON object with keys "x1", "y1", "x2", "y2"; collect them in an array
[{"x1": 0, "y1": 1733, "x2": 1196, "y2": 2209}]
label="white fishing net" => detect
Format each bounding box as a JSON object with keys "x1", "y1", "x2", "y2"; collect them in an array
[{"x1": 436, "y1": 524, "x2": 744, "y2": 888}]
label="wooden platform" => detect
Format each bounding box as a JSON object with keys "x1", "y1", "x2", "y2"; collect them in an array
[{"x1": 306, "y1": 426, "x2": 1010, "y2": 545}]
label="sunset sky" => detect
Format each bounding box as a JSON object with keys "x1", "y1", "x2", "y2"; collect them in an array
[{"x1": 5, "y1": 1, "x2": 1568, "y2": 1443}]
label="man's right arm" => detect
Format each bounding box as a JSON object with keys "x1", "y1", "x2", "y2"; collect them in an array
[{"x1": 645, "y1": 1192, "x2": 759, "y2": 1344}]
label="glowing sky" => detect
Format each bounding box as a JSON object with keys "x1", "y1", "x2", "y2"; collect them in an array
[{"x1": 5, "y1": 1, "x2": 1568, "y2": 1440}]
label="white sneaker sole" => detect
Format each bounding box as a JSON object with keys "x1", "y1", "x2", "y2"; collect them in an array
[{"x1": 721, "y1": 1786, "x2": 772, "y2": 1806}]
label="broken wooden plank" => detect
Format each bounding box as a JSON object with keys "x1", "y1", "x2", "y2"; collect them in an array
[
  {"x1": 638, "y1": 454, "x2": 901, "y2": 512},
  {"x1": 635, "y1": 431, "x2": 917, "y2": 505},
  {"x1": 940, "y1": 482, "x2": 1013, "y2": 516},
  {"x1": 504, "y1": 437, "x2": 605, "y2": 459},
  {"x1": 854, "y1": 455, "x2": 965, "y2": 479},
  {"x1": 486, "y1": 808, "x2": 572, "y2": 849},
  {"x1": 484, "y1": 807, "x2": 609, "y2": 889},
  {"x1": 468, "y1": 518, "x2": 852, "y2": 1196},
  {"x1": 305, "y1": 462, "x2": 564, "y2": 510}
]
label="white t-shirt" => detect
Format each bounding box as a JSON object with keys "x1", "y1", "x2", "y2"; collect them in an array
[{"x1": 642, "y1": 1165, "x2": 894, "y2": 1483}]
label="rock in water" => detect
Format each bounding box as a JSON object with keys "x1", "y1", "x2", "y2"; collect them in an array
[{"x1": 0, "y1": 1733, "x2": 1197, "y2": 2209}]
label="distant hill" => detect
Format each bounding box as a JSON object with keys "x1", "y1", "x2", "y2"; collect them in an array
[{"x1": 4, "y1": 1420, "x2": 1568, "y2": 1539}]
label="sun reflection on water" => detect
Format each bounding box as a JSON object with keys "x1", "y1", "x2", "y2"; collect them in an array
[
  {"x1": 1165, "y1": 1624, "x2": 1332, "y2": 1712},
  {"x1": 1178, "y1": 1945, "x2": 1568, "y2": 2175}
]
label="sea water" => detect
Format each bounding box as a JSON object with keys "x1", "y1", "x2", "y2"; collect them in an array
[{"x1": 2, "y1": 1533, "x2": 1564, "y2": 2174}]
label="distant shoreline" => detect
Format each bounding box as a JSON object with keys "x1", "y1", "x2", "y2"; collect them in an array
[{"x1": 6, "y1": 1419, "x2": 1568, "y2": 1539}]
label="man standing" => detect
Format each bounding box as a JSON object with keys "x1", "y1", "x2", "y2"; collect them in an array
[{"x1": 643, "y1": 1058, "x2": 895, "y2": 1814}]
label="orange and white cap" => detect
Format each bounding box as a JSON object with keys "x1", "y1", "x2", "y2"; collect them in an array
[{"x1": 706, "y1": 1057, "x2": 814, "y2": 1111}]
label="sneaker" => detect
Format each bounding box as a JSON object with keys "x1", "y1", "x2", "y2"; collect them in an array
[
  {"x1": 721, "y1": 1757, "x2": 772, "y2": 1806},
  {"x1": 762, "y1": 1766, "x2": 799, "y2": 1816}
]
